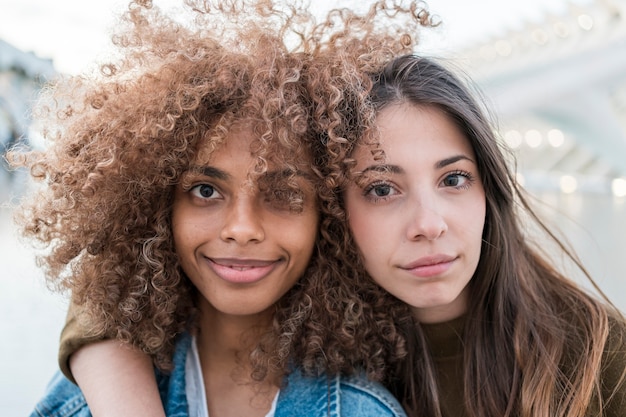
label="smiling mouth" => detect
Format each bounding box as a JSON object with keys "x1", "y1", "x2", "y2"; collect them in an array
[
  {"x1": 206, "y1": 257, "x2": 281, "y2": 284},
  {"x1": 229, "y1": 265, "x2": 257, "y2": 271}
]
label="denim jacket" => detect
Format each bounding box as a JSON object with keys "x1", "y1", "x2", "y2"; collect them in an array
[{"x1": 30, "y1": 333, "x2": 407, "y2": 417}]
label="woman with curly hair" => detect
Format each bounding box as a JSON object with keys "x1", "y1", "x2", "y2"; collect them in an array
[
  {"x1": 335, "y1": 54, "x2": 626, "y2": 417},
  {"x1": 9, "y1": 1, "x2": 436, "y2": 416}
]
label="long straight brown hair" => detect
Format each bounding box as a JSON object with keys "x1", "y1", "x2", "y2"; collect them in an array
[{"x1": 365, "y1": 55, "x2": 626, "y2": 417}]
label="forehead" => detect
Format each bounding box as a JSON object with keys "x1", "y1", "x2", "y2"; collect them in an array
[
  {"x1": 356, "y1": 104, "x2": 475, "y2": 162},
  {"x1": 193, "y1": 122, "x2": 314, "y2": 173}
]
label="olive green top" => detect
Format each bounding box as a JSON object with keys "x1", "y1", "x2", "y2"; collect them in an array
[
  {"x1": 420, "y1": 314, "x2": 626, "y2": 417},
  {"x1": 421, "y1": 315, "x2": 466, "y2": 417},
  {"x1": 58, "y1": 302, "x2": 103, "y2": 384}
]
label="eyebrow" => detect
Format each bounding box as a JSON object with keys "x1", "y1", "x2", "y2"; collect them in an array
[
  {"x1": 436, "y1": 154, "x2": 475, "y2": 169},
  {"x1": 361, "y1": 165, "x2": 404, "y2": 175},
  {"x1": 359, "y1": 154, "x2": 475, "y2": 175},
  {"x1": 189, "y1": 165, "x2": 231, "y2": 180},
  {"x1": 188, "y1": 165, "x2": 314, "y2": 181}
]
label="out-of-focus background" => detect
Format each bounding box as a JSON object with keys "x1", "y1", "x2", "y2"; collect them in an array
[{"x1": 1, "y1": 0, "x2": 625, "y2": 415}]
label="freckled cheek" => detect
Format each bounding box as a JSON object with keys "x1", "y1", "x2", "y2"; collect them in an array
[{"x1": 171, "y1": 209, "x2": 214, "y2": 257}]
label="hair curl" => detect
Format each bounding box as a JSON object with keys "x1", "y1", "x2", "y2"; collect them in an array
[{"x1": 8, "y1": 0, "x2": 437, "y2": 381}]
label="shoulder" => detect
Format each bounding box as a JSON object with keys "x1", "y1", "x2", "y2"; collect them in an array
[
  {"x1": 275, "y1": 370, "x2": 406, "y2": 417},
  {"x1": 30, "y1": 334, "x2": 193, "y2": 417},
  {"x1": 338, "y1": 373, "x2": 406, "y2": 417},
  {"x1": 29, "y1": 371, "x2": 91, "y2": 417}
]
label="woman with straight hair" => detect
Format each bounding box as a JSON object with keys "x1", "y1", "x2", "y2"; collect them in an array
[{"x1": 334, "y1": 54, "x2": 626, "y2": 417}]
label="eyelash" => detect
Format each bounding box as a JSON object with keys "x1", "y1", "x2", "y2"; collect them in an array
[
  {"x1": 187, "y1": 181, "x2": 307, "y2": 213},
  {"x1": 362, "y1": 181, "x2": 397, "y2": 203},
  {"x1": 444, "y1": 170, "x2": 476, "y2": 190},
  {"x1": 360, "y1": 170, "x2": 476, "y2": 202},
  {"x1": 189, "y1": 183, "x2": 222, "y2": 201}
]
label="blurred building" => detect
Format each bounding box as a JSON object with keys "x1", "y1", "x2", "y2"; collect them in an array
[
  {"x1": 0, "y1": 39, "x2": 56, "y2": 200},
  {"x1": 456, "y1": 0, "x2": 626, "y2": 198}
]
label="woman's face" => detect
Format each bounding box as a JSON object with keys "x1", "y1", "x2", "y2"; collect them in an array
[
  {"x1": 172, "y1": 124, "x2": 319, "y2": 320},
  {"x1": 344, "y1": 104, "x2": 486, "y2": 323}
]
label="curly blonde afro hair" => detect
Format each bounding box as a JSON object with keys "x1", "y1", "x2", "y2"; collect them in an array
[{"x1": 9, "y1": 0, "x2": 436, "y2": 380}]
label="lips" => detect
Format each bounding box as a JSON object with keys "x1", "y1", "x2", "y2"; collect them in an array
[
  {"x1": 206, "y1": 257, "x2": 280, "y2": 284},
  {"x1": 400, "y1": 254, "x2": 456, "y2": 278}
]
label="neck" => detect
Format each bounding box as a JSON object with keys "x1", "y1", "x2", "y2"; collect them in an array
[
  {"x1": 195, "y1": 298, "x2": 274, "y2": 372},
  {"x1": 195, "y1": 299, "x2": 280, "y2": 416}
]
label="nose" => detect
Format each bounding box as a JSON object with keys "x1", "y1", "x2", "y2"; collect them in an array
[
  {"x1": 220, "y1": 195, "x2": 265, "y2": 244},
  {"x1": 405, "y1": 197, "x2": 448, "y2": 241}
]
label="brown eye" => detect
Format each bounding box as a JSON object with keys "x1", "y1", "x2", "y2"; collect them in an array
[
  {"x1": 190, "y1": 184, "x2": 221, "y2": 199},
  {"x1": 264, "y1": 187, "x2": 305, "y2": 213}
]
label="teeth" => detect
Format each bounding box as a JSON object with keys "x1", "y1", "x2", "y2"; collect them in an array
[{"x1": 231, "y1": 266, "x2": 253, "y2": 271}]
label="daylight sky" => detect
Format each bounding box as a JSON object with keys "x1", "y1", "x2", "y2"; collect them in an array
[{"x1": 0, "y1": 0, "x2": 592, "y2": 74}]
